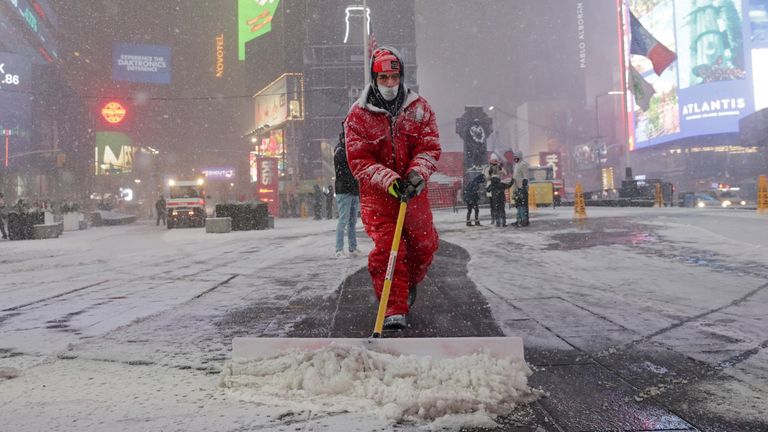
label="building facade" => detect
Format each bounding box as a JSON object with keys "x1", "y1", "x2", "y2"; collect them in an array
[
  {"x1": 0, "y1": 0, "x2": 90, "y2": 204},
  {"x1": 240, "y1": 0, "x2": 417, "y2": 214}
]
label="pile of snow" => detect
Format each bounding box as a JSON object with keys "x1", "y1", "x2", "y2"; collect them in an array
[{"x1": 221, "y1": 344, "x2": 538, "y2": 428}]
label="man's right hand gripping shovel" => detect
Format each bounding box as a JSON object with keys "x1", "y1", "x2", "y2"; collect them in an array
[{"x1": 372, "y1": 179, "x2": 411, "y2": 338}]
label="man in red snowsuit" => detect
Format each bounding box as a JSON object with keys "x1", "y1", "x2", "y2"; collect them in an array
[{"x1": 344, "y1": 47, "x2": 441, "y2": 329}]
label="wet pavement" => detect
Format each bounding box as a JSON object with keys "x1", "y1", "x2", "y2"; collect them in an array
[{"x1": 242, "y1": 217, "x2": 767, "y2": 432}]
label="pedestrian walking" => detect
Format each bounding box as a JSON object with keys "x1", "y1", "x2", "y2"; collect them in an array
[
  {"x1": 344, "y1": 46, "x2": 441, "y2": 329},
  {"x1": 463, "y1": 174, "x2": 485, "y2": 226},
  {"x1": 155, "y1": 195, "x2": 166, "y2": 226},
  {"x1": 333, "y1": 130, "x2": 360, "y2": 258}
]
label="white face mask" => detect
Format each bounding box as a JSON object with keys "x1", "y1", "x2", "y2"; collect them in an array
[{"x1": 377, "y1": 84, "x2": 399, "y2": 101}]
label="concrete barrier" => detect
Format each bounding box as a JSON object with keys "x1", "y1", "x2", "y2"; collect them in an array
[
  {"x1": 206, "y1": 217, "x2": 232, "y2": 233},
  {"x1": 33, "y1": 222, "x2": 63, "y2": 239}
]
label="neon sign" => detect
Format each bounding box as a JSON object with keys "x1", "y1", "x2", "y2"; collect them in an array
[
  {"x1": 344, "y1": 6, "x2": 371, "y2": 44},
  {"x1": 101, "y1": 102, "x2": 126, "y2": 124},
  {"x1": 215, "y1": 34, "x2": 224, "y2": 78}
]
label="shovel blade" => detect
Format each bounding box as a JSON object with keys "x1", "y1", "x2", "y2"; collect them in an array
[{"x1": 232, "y1": 336, "x2": 524, "y2": 361}]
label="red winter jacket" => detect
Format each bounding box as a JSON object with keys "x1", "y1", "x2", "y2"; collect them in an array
[{"x1": 344, "y1": 86, "x2": 441, "y2": 207}]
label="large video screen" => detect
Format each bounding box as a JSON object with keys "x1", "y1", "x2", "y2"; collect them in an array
[
  {"x1": 0, "y1": 52, "x2": 32, "y2": 166},
  {"x1": 628, "y1": 0, "x2": 761, "y2": 149},
  {"x1": 0, "y1": 0, "x2": 59, "y2": 62}
]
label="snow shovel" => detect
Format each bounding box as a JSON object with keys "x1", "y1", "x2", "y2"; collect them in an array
[{"x1": 232, "y1": 196, "x2": 524, "y2": 361}]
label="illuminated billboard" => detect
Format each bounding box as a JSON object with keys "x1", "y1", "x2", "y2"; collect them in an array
[
  {"x1": 751, "y1": 0, "x2": 768, "y2": 110},
  {"x1": 628, "y1": 0, "x2": 759, "y2": 149},
  {"x1": 238, "y1": 0, "x2": 281, "y2": 61},
  {"x1": 202, "y1": 168, "x2": 235, "y2": 180},
  {"x1": 94, "y1": 132, "x2": 135, "y2": 175},
  {"x1": 0, "y1": 0, "x2": 59, "y2": 62},
  {"x1": 0, "y1": 52, "x2": 32, "y2": 166},
  {"x1": 253, "y1": 73, "x2": 304, "y2": 128},
  {"x1": 258, "y1": 129, "x2": 284, "y2": 157},
  {"x1": 112, "y1": 43, "x2": 172, "y2": 84}
]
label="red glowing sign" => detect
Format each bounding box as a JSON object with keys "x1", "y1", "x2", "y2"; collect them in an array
[{"x1": 101, "y1": 102, "x2": 127, "y2": 124}]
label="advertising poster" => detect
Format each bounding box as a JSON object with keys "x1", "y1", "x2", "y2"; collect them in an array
[
  {"x1": 112, "y1": 43, "x2": 172, "y2": 84},
  {"x1": 253, "y1": 73, "x2": 304, "y2": 129},
  {"x1": 254, "y1": 75, "x2": 288, "y2": 127},
  {"x1": 258, "y1": 129, "x2": 284, "y2": 157},
  {"x1": 1, "y1": 0, "x2": 59, "y2": 62},
  {"x1": 0, "y1": 52, "x2": 32, "y2": 166},
  {"x1": 573, "y1": 141, "x2": 599, "y2": 170},
  {"x1": 629, "y1": 0, "x2": 757, "y2": 149},
  {"x1": 750, "y1": 0, "x2": 768, "y2": 110},
  {"x1": 249, "y1": 151, "x2": 258, "y2": 183},
  {"x1": 238, "y1": 0, "x2": 281, "y2": 60},
  {"x1": 256, "y1": 156, "x2": 279, "y2": 216},
  {"x1": 94, "y1": 131, "x2": 135, "y2": 175}
]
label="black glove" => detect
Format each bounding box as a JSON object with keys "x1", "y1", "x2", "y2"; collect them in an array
[
  {"x1": 388, "y1": 178, "x2": 409, "y2": 201},
  {"x1": 522, "y1": 179, "x2": 529, "y2": 188},
  {"x1": 406, "y1": 171, "x2": 425, "y2": 199}
]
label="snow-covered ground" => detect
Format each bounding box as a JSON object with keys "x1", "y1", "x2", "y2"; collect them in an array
[{"x1": 0, "y1": 207, "x2": 766, "y2": 430}]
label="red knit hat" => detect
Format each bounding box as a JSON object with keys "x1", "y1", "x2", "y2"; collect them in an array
[{"x1": 372, "y1": 49, "x2": 401, "y2": 74}]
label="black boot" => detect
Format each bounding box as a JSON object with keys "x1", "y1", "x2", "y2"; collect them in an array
[
  {"x1": 466, "y1": 221, "x2": 473, "y2": 227},
  {"x1": 408, "y1": 284, "x2": 417, "y2": 307},
  {"x1": 474, "y1": 220, "x2": 481, "y2": 226}
]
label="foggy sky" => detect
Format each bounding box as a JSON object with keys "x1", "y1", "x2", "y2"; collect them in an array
[{"x1": 415, "y1": 0, "x2": 617, "y2": 152}]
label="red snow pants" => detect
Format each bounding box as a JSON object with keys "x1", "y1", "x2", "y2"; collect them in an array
[{"x1": 361, "y1": 192, "x2": 439, "y2": 316}]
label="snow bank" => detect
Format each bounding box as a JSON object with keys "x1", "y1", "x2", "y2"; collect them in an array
[{"x1": 220, "y1": 344, "x2": 538, "y2": 428}]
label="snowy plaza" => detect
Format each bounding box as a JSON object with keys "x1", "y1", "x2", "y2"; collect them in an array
[{"x1": 1, "y1": 207, "x2": 766, "y2": 431}]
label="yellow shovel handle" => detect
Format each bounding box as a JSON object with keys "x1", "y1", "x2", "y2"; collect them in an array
[{"x1": 372, "y1": 199, "x2": 408, "y2": 337}]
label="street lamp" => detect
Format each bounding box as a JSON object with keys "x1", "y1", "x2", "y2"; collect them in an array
[{"x1": 594, "y1": 91, "x2": 623, "y2": 140}]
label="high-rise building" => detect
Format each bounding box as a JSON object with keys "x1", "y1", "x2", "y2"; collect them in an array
[
  {"x1": 0, "y1": 0, "x2": 90, "y2": 202},
  {"x1": 240, "y1": 0, "x2": 417, "y2": 214}
]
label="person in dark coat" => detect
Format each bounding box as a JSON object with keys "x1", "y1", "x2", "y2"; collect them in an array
[
  {"x1": 325, "y1": 184, "x2": 335, "y2": 219},
  {"x1": 333, "y1": 130, "x2": 360, "y2": 257},
  {"x1": 155, "y1": 196, "x2": 166, "y2": 226},
  {"x1": 0, "y1": 192, "x2": 8, "y2": 239},
  {"x1": 487, "y1": 177, "x2": 512, "y2": 227},
  {"x1": 312, "y1": 184, "x2": 323, "y2": 220},
  {"x1": 463, "y1": 174, "x2": 485, "y2": 226}
]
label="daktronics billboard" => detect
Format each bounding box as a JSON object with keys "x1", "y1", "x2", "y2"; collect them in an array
[
  {"x1": 628, "y1": 0, "x2": 760, "y2": 149},
  {"x1": 112, "y1": 43, "x2": 172, "y2": 84}
]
